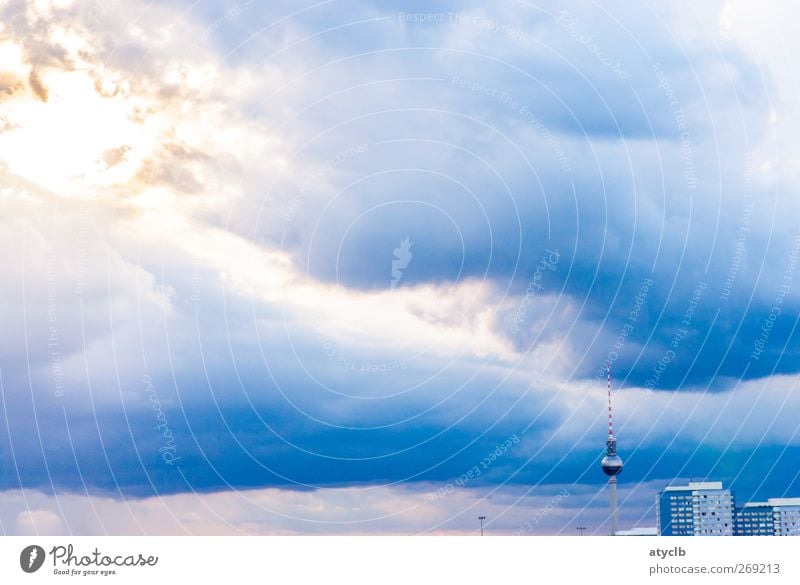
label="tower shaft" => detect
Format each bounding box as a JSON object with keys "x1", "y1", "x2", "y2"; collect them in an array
[{"x1": 609, "y1": 476, "x2": 619, "y2": 535}]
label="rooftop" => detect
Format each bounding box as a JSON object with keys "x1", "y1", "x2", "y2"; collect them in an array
[
  {"x1": 664, "y1": 481, "x2": 724, "y2": 492},
  {"x1": 616, "y1": 527, "x2": 658, "y2": 536},
  {"x1": 740, "y1": 498, "x2": 800, "y2": 508},
  {"x1": 768, "y1": 498, "x2": 800, "y2": 507}
]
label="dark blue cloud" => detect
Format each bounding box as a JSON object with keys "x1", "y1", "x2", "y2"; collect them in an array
[{"x1": 214, "y1": 0, "x2": 787, "y2": 392}]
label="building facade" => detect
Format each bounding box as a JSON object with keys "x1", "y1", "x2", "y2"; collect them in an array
[
  {"x1": 735, "y1": 503, "x2": 775, "y2": 535},
  {"x1": 736, "y1": 498, "x2": 800, "y2": 536},
  {"x1": 657, "y1": 481, "x2": 734, "y2": 536},
  {"x1": 773, "y1": 499, "x2": 800, "y2": 535}
]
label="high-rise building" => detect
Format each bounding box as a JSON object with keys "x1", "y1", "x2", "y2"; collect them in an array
[
  {"x1": 735, "y1": 503, "x2": 774, "y2": 535},
  {"x1": 600, "y1": 369, "x2": 623, "y2": 535},
  {"x1": 657, "y1": 481, "x2": 734, "y2": 536},
  {"x1": 773, "y1": 499, "x2": 800, "y2": 535},
  {"x1": 735, "y1": 498, "x2": 800, "y2": 536}
]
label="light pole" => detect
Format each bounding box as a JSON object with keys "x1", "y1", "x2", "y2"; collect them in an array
[
  {"x1": 478, "y1": 516, "x2": 486, "y2": 536},
  {"x1": 576, "y1": 526, "x2": 586, "y2": 536}
]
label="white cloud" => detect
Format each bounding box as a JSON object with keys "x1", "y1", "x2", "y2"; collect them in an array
[
  {"x1": 15, "y1": 508, "x2": 66, "y2": 534},
  {"x1": 0, "y1": 481, "x2": 652, "y2": 535}
]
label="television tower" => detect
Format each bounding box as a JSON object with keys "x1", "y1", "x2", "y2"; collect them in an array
[{"x1": 601, "y1": 367, "x2": 623, "y2": 535}]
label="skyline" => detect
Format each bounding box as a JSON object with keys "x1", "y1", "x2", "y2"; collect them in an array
[{"x1": 1, "y1": 0, "x2": 800, "y2": 535}]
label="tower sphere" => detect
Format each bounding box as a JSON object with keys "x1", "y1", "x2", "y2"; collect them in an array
[{"x1": 601, "y1": 453, "x2": 623, "y2": 476}]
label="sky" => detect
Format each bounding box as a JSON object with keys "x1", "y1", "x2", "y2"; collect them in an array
[{"x1": 1, "y1": 0, "x2": 800, "y2": 535}]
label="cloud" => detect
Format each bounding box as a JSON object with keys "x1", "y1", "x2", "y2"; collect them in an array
[
  {"x1": 0, "y1": 481, "x2": 654, "y2": 535},
  {"x1": 15, "y1": 508, "x2": 65, "y2": 535},
  {"x1": 0, "y1": 0, "x2": 799, "y2": 531},
  {"x1": 28, "y1": 68, "x2": 48, "y2": 101},
  {"x1": 193, "y1": 0, "x2": 800, "y2": 394}
]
